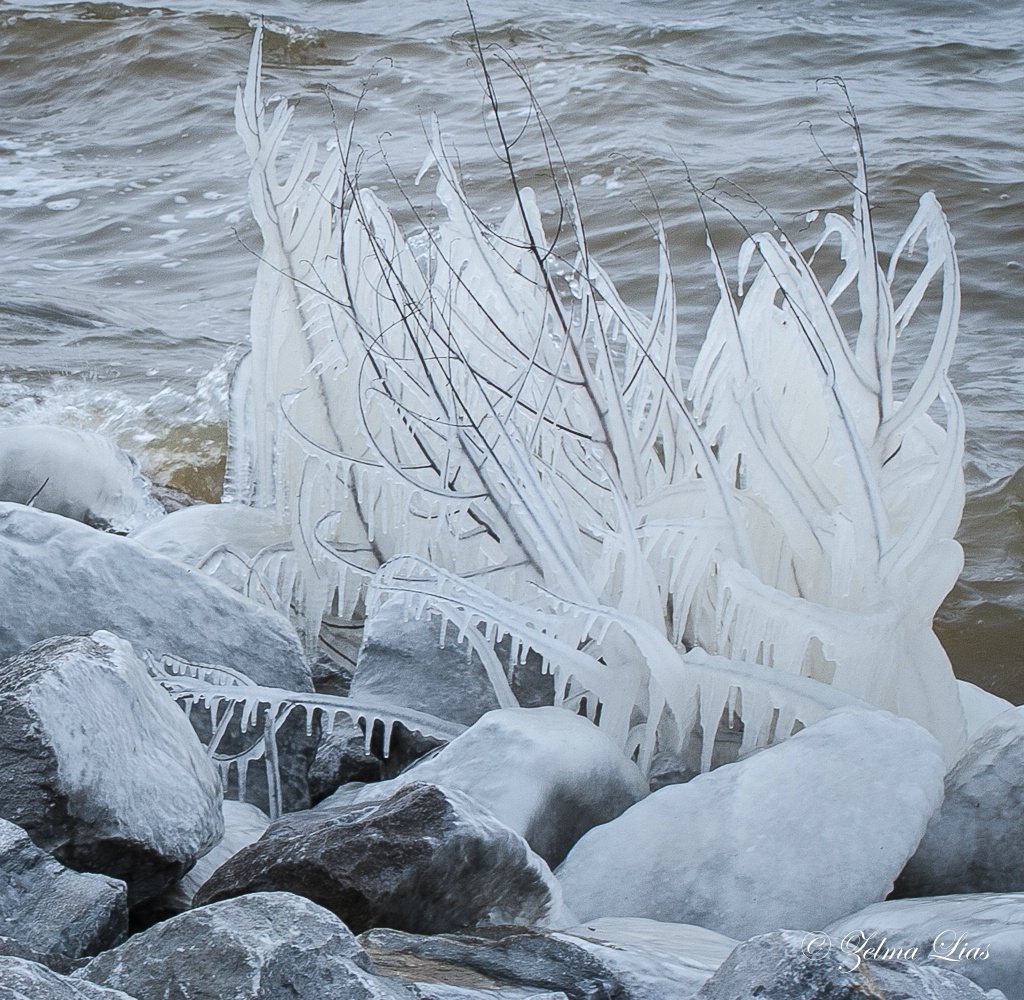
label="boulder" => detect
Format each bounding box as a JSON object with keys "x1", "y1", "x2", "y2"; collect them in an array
[
  {"x1": 351, "y1": 600, "x2": 552, "y2": 728},
  {"x1": 361, "y1": 923, "x2": 730, "y2": 1000},
  {"x1": 0, "y1": 502, "x2": 310, "y2": 691},
  {"x1": 143, "y1": 800, "x2": 270, "y2": 918},
  {"x1": 309, "y1": 722, "x2": 383, "y2": 804},
  {"x1": 194, "y1": 783, "x2": 565, "y2": 935},
  {"x1": 0, "y1": 817, "x2": 127, "y2": 965},
  {"x1": 0, "y1": 424, "x2": 163, "y2": 533},
  {"x1": 77, "y1": 891, "x2": 411, "y2": 1000},
  {"x1": 0, "y1": 632, "x2": 223, "y2": 904},
  {"x1": 693, "y1": 930, "x2": 997, "y2": 1000},
  {"x1": 897, "y1": 705, "x2": 1024, "y2": 896},
  {"x1": 319, "y1": 708, "x2": 648, "y2": 866},
  {"x1": 0, "y1": 956, "x2": 137, "y2": 1000},
  {"x1": 824, "y1": 893, "x2": 1024, "y2": 1000},
  {"x1": 556, "y1": 707, "x2": 945, "y2": 939}
]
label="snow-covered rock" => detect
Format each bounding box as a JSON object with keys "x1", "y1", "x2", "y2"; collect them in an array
[
  {"x1": 824, "y1": 893, "x2": 1024, "y2": 1000},
  {"x1": 0, "y1": 632, "x2": 223, "y2": 904},
  {"x1": 0, "y1": 817, "x2": 127, "y2": 964},
  {"x1": 147, "y1": 800, "x2": 270, "y2": 915},
  {"x1": 362, "y1": 923, "x2": 730, "y2": 1000},
  {"x1": 897, "y1": 705, "x2": 1024, "y2": 897},
  {"x1": 0, "y1": 956, "x2": 138, "y2": 1000},
  {"x1": 77, "y1": 891, "x2": 411, "y2": 1000},
  {"x1": 958, "y1": 680, "x2": 1014, "y2": 741},
  {"x1": 319, "y1": 708, "x2": 648, "y2": 866},
  {"x1": 0, "y1": 502, "x2": 310, "y2": 691},
  {"x1": 556, "y1": 707, "x2": 945, "y2": 939},
  {"x1": 693, "y1": 930, "x2": 998, "y2": 1000},
  {"x1": 0, "y1": 424, "x2": 163, "y2": 533},
  {"x1": 351, "y1": 600, "x2": 552, "y2": 728},
  {"x1": 194, "y1": 783, "x2": 566, "y2": 935}
]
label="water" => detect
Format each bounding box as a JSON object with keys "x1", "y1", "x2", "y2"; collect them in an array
[{"x1": 1, "y1": 0, "x2": 1021, "y2": 698}]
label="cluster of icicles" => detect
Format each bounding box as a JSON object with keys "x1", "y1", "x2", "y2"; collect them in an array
[{"x1": 168, "y1": 26, "x2": 970, "y2": 796}]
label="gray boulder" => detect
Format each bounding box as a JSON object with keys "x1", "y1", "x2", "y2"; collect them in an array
[
  {"x1": 0, "y1": 956, "x2": 137, "y2": 1000},
  {"x1": 556, "y1": 707, "x2": 945, "y2": 939},
  {"x1": 77, "y1": 891, "x2": 411, "y2": 1000},
  {"x1": 194, "y1": 783, "x2": 565, "y2": 935},
  {"x1": 0, "y1": 632, "x2": 223, "y2": 904},
  {"x1": 0, "y1": 424, "x2": 163, "y2": 533},
  {"x1": 320, "y1": 708, "x2": 648, "y2": 867},
  {"x1": 361, "y1": 923, "x2": 729, "y2": 1000},
  {"x1": 0, "y1": 502, "x2": 310, "y2": 691},
  {"x1": 351, "y1": 600, "x2": 552, "y2": 728},
  {"x1": 824, "y1": 893, "x2": 1024, "y2": 1000},
  {"x1": 693, "y1": 930, "x2": 999, "y2": 999},
  {"x1": 308, "y1": 722, "x2": 383, "y2": 803},
  {"x1": 0, "y1": 817, "x2": 127, "y2": 965},
  {"x1": 897, "y1": 705, "x2": 1024, "y2": 896}
]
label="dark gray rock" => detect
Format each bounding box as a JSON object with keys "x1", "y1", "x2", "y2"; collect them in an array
[
  {"x1": 824, "y1": 893, "x2": 1024, "y2": 1000},
  {"x1": 361, "y1": 924, "x2": 723, "y2": 1000},
  {"x1": 77, "y1": 891, "x2": 410, "y2": 1000},
  {"x1": 319, "y1": 707, "x2": 648, "y2": 867},
  {"x1": 0, "y1": 817, "x2": 127, "y2": 965},
  {"x1": 0, "y1": 632, "x2": 223, "y2": 904},
  {"x1": 0, "y1": 502, "x2": 310, "y2": 692},
  {"x1": 0, "y1": 956, "x2": 137, "y2": 1000},
  {"x1": 693, "y1": 930, "x2": 998, "y2": 1000},
  {"x1": 194, "y1": 783, "x2": 565, "y2": 935},
  {"x1": 309, "y1": 722, "x2": 383, "y2": 803},
  {"x1": 897, "y1": 705, "x2": 1024, "y2": 897},
  {"x1": 351, "y1": 600, "x2": 551, "y2": 728}
]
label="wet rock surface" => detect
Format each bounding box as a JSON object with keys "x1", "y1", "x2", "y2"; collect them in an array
[
  {"x1": 194, "y1": 783, "x2": 564, "y2": 935},
  {"x1": 0, "y1": 631, "x2": 223, "y2": 904}
]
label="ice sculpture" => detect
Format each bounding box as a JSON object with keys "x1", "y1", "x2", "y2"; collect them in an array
[{"x1": 215, "y1": 27, "x2": 968, "y2": 772}]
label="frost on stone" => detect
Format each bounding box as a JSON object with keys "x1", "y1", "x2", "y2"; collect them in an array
[{"x1": 201, "y1": 27, "x2": 971, "y2": 787}]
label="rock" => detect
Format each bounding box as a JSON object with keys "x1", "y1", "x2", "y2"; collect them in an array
[
  {"x1": 77, "y1": 891, "x2": 411, "y2": 1000},
  {"x1": 825, "y1": 893, "x2": 1024, "y2": 1000},
  {"x1": 0, "y1": 502, "x2": 310, "y2": 691},
  {"x1": 0, "y1": 817, "x2": 127, "y2": 965},
  {"x1": 0, "y1": 956, "x2": 138, "y2": 1000},
  {"x1": 0, "y1": 424, "x2": 163, "y2": 533},
  {"x1": 897, "y1": 706, "x2": 1024, "y2": 897},
  {"x1": 693, "y1": 929, "x2": 998, "y2": 1000},
  {"x1": 556, "y1": 707, "x2": 945, "y2": 939},
  {"x1": 309, "y1": 723, "x2": 383, "y2": 804},
  {"x1": 958, "y1": 680, "x2": 1014, "y2": 740},
  {"x1": 361, "y1": 924, "x2": 727, "y2": 1000},
  {"x1": 319, "y1": 708, "x2": 648, "y2": 867},
  {"x1": 194, "y1": 782, "x2": 565, "y2": 935},
  {"x1": 351, "y1": 600, "x2": 551, "y2": 728},
  {"x1": 141, "y1": 800, "x2": 270, "y2": 919},
  {"x1": 0, "y1": 632, "x2": 223, "y2": 904}
]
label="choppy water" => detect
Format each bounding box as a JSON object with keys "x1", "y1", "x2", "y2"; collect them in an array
[{"x1": 1, "y1": 0, "x2": 1022, "y2": 697}]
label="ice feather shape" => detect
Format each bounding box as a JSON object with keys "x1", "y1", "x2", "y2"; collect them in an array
[{"x1": 200, "y1": 29, "x2": 969, "y2": 787}]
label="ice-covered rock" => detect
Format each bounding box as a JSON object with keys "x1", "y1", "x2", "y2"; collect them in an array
[
  {"x1": 129, "y1": 502, "x2": 289, "y2": 597},
  {"x1": 824, "y1": 893, "x2": 1024, "y2": 1000},
  {"x1": 145, "y1": 800, "x2": 270, "y2": 916},
  {"x1": 556, "y1": 707, "x2": 945, "y2": 938},
  {"x1": 897, "y1": 706, "x2": 1024, "y2": 897},
  {"x1": 0, "y1": 424, "x2": 163, "y2": 533},
  {"x1": 309, "y1": 722, "x2": 383, "y2": 803},
  {"x1": 361, "y1": 924, "x2": 727, "y2": 1000},
  {"x1": 0, "y1": 502, "x2": 310, "y2": 691},
  {"x1": 0, "y1": 632, "x2": 223, "y2": 904},
  {"x1": 0, "y1": 817, "x2": 127, "y2": 964},
  {"x1": 194, "y1": 782, "x2": 565, "y2": 934},
  {"x1": 351, "y1": 600, "x2": 552, "y2": 728},
  {"x1": 0, "y1": 956, "x2": 137, "y2": 1000},
  {"x1": 77, "y1": 891, "x2": 411, "y2": 1000},
  {"x1": 319, "y1": 708, "x2": 648, "y2": 866},
  {"x1": 958, "y1": 680, "x2": 1014, "y2": 741},
  {"x1": 693, "y1": 930, "x2": 999, "y2": 1000}
]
